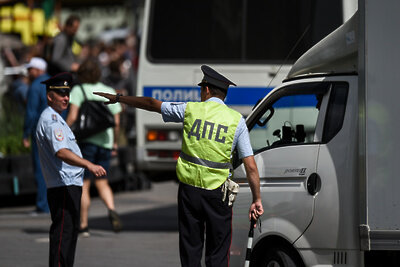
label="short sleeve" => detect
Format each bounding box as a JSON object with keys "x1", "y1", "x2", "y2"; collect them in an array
[
  {"x1": 107, "y1": 102, "x2": 122, "y2": 115},
  {"x1": 69, "y1": 85, "x2": 84, "y2": 107},
  {"x1": 47, "y1": 122, "x2": 70, "y2": 154},
  {"x1": 235, "y1": 118, "x2": 254, "y2": 159},
  {"x1": 161, "y1": 102, "x2": 186, "y2": 122}
]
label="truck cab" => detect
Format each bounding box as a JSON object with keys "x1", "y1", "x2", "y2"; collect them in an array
[{"x1": 231, "y1": 74, "x2": 359, "y2": 266}]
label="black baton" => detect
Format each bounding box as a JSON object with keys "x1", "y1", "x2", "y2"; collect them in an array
[{"x1": 244, "y1": 218, "x2": 256, "y2": 267}]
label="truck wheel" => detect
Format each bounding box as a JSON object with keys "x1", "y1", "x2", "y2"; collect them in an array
[{"x1": 259, "y1": 248, "x2": 299, "y2": 267}]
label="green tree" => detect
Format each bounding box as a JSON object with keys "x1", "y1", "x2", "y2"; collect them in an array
[{"x1": 0, "y1": 92, "x2": 30, "y2": 156}]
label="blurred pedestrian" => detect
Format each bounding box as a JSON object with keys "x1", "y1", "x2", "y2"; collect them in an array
[
  {"x1": 11, "y1": 75, "x2": 29, "y2": 112},
  {"x1": 101, "y1": 49, "x2": 137, "y2": 140},
  {"x1": 3, "y1": 47, "x2": 29, "y2": 113},
  {"x1": 3, "y1": 73, "x2": 29, "y2": 115},
  {"x1": 101, "y1": 57, "x2": 132, "y2": 138},
  {"x1": 22, "y1": 57, "x2": 51, "y2": 214},
  {"x1": 66, "y1": 59, "x2": 123, "y2": 236},
  {"x1": 102, "y1": 57, "x2": 129, "y2": 95},
  {"x1": 48, "y1": 15, "x2": 81, "y2": 75},
  {"x1": 36, "y1": 72, "x2": 106, "y2": 267}
]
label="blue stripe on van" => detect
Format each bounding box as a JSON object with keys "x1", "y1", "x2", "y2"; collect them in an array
[
  {"x1": 143, "y1": 86, "x2": 271, "y2": 105},
  {"x1": 144, "y1": 86, "x2": 201, "y2": 102},
  {"x1": 143, "y1": 86, "x2": 316, "y2": 107},
  {"x1": 225, "y1": 87, "x2": 272, "y2": 105}
]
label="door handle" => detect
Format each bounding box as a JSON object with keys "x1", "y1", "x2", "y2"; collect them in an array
[{"x1": 307, "y1": 173, "x2": 321, "y2": 195}]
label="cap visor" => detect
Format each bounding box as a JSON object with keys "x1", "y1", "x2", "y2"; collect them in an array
[{"x1": 50, "y1": 88, "x2": 70, "y2": 94}]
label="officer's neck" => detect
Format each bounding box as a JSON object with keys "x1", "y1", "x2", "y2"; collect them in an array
[{"x1": 202, "y1": 95, "x2": 224, "y2": 102}]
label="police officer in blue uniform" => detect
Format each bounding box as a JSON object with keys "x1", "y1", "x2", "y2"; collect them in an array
[
  {"x1": 95, "y1": 65, "x2": 264, "y2": 267},
  {"x1": 35, "y1": 72, "x2": 106, "y2": 267}
]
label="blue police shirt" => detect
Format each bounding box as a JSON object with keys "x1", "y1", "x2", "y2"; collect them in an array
[
  {"x1": 35, "y1": 106, "x2": 84, "y2": 188},
  {"x1": 161, "y1": 97, "x2": 253, "y2": 159},
  {"x1": 23, "y1": 73, "x2": 50, "y2": 139}
]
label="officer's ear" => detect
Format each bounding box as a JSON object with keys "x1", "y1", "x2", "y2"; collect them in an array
[
  {"x1": 203, "y1": 86, "x2": 211, "y2": 96},
  {"x1": 47, "y1": 90, "x2": 54, "y2": 102},
  {"x1": 200, "y1": 85, "x2": 209, "y2": 101}
]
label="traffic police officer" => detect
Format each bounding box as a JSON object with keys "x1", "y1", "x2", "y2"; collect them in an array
[
  {"x1": 35, "y1": 72, "x2": 106, "y2": 267},
  {"x1": 95, "y1": 65, "x2": 264, "y2": 267}
]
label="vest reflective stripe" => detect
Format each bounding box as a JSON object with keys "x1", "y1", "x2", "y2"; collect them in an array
[
  {"x1": 180, "y1": 151, "x2": 233, "y2": 169},
  {"x1": 176, "y1": 101, "x2": 242, "y2": 189}
]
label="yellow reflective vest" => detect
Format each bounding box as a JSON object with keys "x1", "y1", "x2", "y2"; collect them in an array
[{"x1": 176, "y1": 101, "x2": 242, "y2": 189}]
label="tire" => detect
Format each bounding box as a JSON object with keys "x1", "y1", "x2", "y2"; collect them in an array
[{"x1": 258, "y1": 248, "x2": 300, "y2": 267}]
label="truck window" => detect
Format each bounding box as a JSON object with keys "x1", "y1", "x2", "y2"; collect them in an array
[
  {"x1": 249, "y1": 93, "x2": 322, "y2": 153},
  {"x1": 322, "y1": 82, "x2": 349, "y2": 143}
]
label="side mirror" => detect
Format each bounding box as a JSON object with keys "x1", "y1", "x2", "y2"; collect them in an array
[{"x1": 257, "y1": 107, "x2": 274, "y2": 127}]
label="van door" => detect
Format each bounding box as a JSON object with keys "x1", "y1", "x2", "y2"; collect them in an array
[{"x1": 230, "y1": 81, "x2": 332, "y2": 264}]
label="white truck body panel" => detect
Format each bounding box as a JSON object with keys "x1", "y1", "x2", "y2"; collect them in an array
[
  {"x1": 360, "y1": 0, "x2": 400, "y2": 232},
  {"x1": 358, "y1": 0, "x2": 400, "y2": 251}
]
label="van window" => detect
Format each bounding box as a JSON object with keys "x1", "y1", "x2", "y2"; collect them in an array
[
  {"x1": 249, "y1": 93, "x2": 323, "y2": 153},
  {"x1": 148, "y1": 0, "x2": 342, "y2": 63},
  {"x1": 322, "y1": 83, "x2": 348, "y2": 143}
]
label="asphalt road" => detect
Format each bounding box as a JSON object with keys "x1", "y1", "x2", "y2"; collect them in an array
[{"x1": 0, "y1": 181, "x2": 181, "y2": 267}]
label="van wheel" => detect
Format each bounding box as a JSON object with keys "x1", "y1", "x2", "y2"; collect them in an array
[{"x1": 258, "y1": 248, "x2": 298, "y2": 267}]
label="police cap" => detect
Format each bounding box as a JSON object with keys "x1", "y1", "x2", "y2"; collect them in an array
[
  {"x1": 41, "y1": 72, "x2": 72, "y2": 93},
  {"x1": 198, "y1": 65, "x2": 236, "y2": 92}
]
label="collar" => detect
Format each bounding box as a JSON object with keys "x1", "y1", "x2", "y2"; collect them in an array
[{"x1": 205, "y1": 97, "x2": 225, "y2": 105}]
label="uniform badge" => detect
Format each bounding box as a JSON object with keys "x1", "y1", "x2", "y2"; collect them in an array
[
  {"x1": 54, "y1": 129, "x2": 64, "y2": 141},
  {"x1": 52, "y1": 114, "x2": 57, "y2": 121}
]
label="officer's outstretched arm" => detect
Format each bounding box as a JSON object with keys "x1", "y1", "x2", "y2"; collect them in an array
[
  {"x1": 94, "y1": 92, "x2": 162, "y2": 113},
  {"x1": 242, "y1": 155, "x2": 264, "y2": 227},
  {"x1": 56, "y1": 148, "x2": 106, "y2": 177}
]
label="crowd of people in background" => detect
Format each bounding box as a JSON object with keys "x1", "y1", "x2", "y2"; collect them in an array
[
  {"x1": 1, "y1": 14, "x2": 139, "y2": 230},
  {"x1": 2, "y1": 14, "x2": 139, "y2": 143}
]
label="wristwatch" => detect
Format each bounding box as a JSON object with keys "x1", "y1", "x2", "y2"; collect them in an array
[{"x1": 115, "y1": 93, "x2": 123, "y2": 102}]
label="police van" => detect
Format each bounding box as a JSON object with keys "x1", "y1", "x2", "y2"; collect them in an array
[{"x1": 134, "y1": 0, "x2": 356, "y2": 180}]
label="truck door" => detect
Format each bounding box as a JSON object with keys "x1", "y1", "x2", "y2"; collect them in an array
[{"x1": 230, "y1": 82, "x2": 331, "y2": 264}]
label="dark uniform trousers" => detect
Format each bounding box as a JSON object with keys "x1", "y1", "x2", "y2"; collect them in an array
[
  {"x1": 178, "y1": 182, "x2": 232, "y2": 267},
  {"x1": 47, "y1": 185, "x2": 82, "y2": 267}
]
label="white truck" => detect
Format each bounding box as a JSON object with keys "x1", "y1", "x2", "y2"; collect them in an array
[{"x1": 230, "y1": 1, "x2": 400, "y2": 266}]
